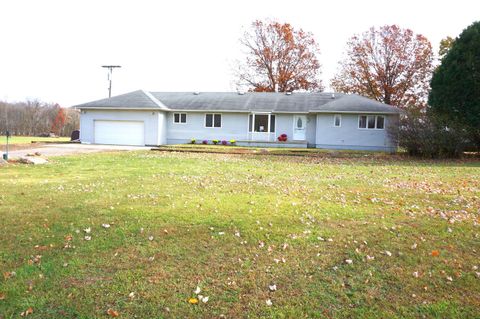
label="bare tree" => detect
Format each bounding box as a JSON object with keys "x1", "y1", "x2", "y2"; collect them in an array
[{"x1": 0, "y1": 100, "x2": 79, "y2": 137}]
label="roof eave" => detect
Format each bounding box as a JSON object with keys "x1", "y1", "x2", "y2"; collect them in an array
[
  {"x1": 75, "y1": 106, "x2": 166, "y2": 111},
  {"x1": 310, "y1": 110, "x2": 401, "y2": 114}
]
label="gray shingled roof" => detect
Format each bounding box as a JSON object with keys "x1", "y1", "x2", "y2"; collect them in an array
[
  {"x1": 74, "y1": 90, "x2": 401, "y2": 114},
  {"x1": 74, "y1": 90, "x2": 167, "y2": 110},
  {"x1": 314, "y1": 94, "x2": 400, "y2": 113}
]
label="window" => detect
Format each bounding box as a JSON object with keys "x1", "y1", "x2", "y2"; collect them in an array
[
  {"x1": 205, "y1": 113, "x2": 221, "y2": 128},
  {"x1": 376, "y1": 116, "x2": 385, "y2": 129},
  {"x1": 173, "y1": 113, "x2": 187, "y2": 124},
  {"x1": 359, "y1": 116, "x2": 367, "y2": 128},
  {"x1": 367, "y1": 116, "x2": 376, "y2": 129},
  {"x1": 334, "y1": 114, "x2": 341, "y2": 127},
  {"x1": 248, "y1": 114, "x2": 275, "y2": 132},
  {"x1": 359, "y1": 115, "x2": 386, "y2": 130}
]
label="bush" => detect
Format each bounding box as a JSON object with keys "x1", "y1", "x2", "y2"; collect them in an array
[
  {"x1": 396, "y1": 110, "x2": 470, "y2": 158},
  {"x1": 278, "y1": 134, "x2": 288, "y2": 142},
  {"x1": 190, "y1": 138, "x2": 196, "y2": 144},
  {"x1": 229, "y1": 139, "x2": 237, "y2": 145},
  {"x1": 212, "y1": 139, "x2": 219, "y2": 145},
  {"x1": 221, "y1": 140, "x2": 228, "y2": 145},
  {"x1": 202, "y1": 140, "x2": 208, "y2": 145}
]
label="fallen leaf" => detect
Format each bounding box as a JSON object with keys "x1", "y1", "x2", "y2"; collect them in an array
[
  {"x1": 20, "y1": 307, "x2": 33, "y2": 317},
  {"x1": 345, "y1": 259, "x2": 353, "y2": 265},
  {"x1": 201, "y1": 296, "x2": 209, "y2": 303},
  {"x1": 431, "y1": 250, "x2": 440, "y2": 257},
  {"x1": 102, "y1": 223, "x2": 111, "y2": 229},
  {"x1": 188, "y1": 297, "x2": 199, "y2": 304},
  {"x1": 269, "y1": 284, "x2": 277, "y2": 292},
  {"x1": 84, "y1": 227, "x2": 91, "y2": 234},
  {"x1": 194, "y1": 286, "x2": 201, "y2": 294},
  {"x1": 0, "y1": 292, "x2": 5, "y2": 300},
  {"x1": 107, "y1": 308, "x2": 119, "y2": 317},
  {"x1": 384, "y1": 251, "x2": 392, "y2": 257},
  {"x1": 266, "y1": 299, "x2": 273, "y2": 306}
]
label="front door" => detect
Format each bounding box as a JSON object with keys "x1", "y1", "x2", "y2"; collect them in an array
[{"x1": 293, "y1": 115, "x2": 306, "y2": 140}]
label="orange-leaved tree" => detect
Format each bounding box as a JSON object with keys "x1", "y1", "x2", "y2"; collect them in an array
[
  {"x1": 236, "y1": 20, "x2": 323, "y2": 92},
  {"x1": 51, "y1": 105, "x2": 66, "y2": 136},
  {"x1": 331, "y1": 25, "x2": 434, "y2": 109}
]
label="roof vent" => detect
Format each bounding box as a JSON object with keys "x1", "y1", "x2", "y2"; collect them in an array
[
  {"x1": 331, "y1": 93, "x2": 335, "y2": 99},
  {"x1": 193, "y1": 91, "x2": 200, "y2": 95},
  {"x1": 285, "y1": 92, "x2": 292, "y2": 95},
  {"x1": 238, "y1": 91, "x2": 245, "y2": 95}
]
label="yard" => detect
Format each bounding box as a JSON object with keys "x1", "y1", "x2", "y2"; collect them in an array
[
  {"x1": 0, "y1": 150, "x2": 479, "y2": 318},
  {"x1": 1, "y1": 136, "x2": 70, "y2": 145}
]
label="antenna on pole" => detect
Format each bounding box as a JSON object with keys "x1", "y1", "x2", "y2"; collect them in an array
[{"x1": 101, "y1": 65, "x2": 121, "y2": 98}]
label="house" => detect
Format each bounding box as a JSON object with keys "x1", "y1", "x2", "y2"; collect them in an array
[{"x1": 75, "y1": 90, "x2": 401, "y2": 152}]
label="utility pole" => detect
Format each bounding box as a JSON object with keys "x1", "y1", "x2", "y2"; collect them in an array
[{"x1": 101, "y1": 65, "x2": 121, "y2": 98}]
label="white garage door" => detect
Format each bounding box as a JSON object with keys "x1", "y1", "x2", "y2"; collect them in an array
[{"x1": 94, "y1": 120, "x2": 145, "y2": 146}]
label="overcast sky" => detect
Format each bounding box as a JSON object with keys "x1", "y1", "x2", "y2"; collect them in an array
[{"x1": 1, "y1": 0, "x2": 478, "y2": 106}]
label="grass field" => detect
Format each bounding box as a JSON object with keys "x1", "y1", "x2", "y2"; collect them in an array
[
  {"x1": 0, "y1": 151, "x2": 479, "y2": 318},
  {"x1": 0, "y1": 136, "x2": 70, "y2": 145}
]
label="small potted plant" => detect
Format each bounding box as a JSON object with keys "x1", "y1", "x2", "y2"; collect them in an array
[
  {"x1": 221, "y1": 140, "x2": 228, "y2": 145},
  {"x1": 278, "y1": 134, "x2": 288, "y2": 142},
  {"x1": 202, "y1": 140, "x2": 208, "y2": 145},
  {"x1": 212, "y1": 139, "x2": 219, "y2": 145},
  {"x1": 229, "y1": 139, "x2": 236, "y2": 146},
  {"x1": 190, "y1": 138, "x2": 196, "y2": 144}
]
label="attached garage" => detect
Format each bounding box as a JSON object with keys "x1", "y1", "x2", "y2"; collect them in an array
[
  {"x1": 94, "y1": 120, "x2": 145, "y2": 146},
  {"x1": 76, "y1": 90, "x2": 169, "y2": 146}
]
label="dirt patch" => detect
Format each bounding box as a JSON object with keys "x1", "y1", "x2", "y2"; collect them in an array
[{"x1": 2, "y1": 142, "x2": 46, "y2": 152}]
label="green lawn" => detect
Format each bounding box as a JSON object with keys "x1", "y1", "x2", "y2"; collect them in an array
[
  {"x1": 0, "y1": 151, "x2": 479, "y2": 318},
  {"x1": 0, "y1": 135, "x2": 70, "y2": 145}
]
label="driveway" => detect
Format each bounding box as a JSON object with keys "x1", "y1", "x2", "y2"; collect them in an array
[{"x1": 5, "y1": 143, "x2": 152, "y2": 159}]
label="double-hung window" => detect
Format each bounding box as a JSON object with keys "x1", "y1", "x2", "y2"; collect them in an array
[
  {"x1": 173, "y1": 113, "x2": 187, "y2": 124},
  {"x1": 205, "y1": 113, "x2": 221, "y2": 128},
  {"x1": 333, "y1": 114, "x2": 341, "y2": 127}
]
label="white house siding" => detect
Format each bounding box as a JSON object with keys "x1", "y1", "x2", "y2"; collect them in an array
[
  {"x1": 315, "y1": 113, "x2": 398, "y2": 152},
  {"x1": 305, "y1": 114, "x2": 317, "y2": 146},
  {"x1": 166, "y1": 112, "x2": 310, "y2": 145},
  {"x1": 80, "y1": 110, "x2": 163, "y2": 146},
  {"x1": 166, "y1": 112, "x2": 248, "y2": 144}
]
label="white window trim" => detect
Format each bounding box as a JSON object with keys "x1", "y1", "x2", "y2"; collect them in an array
[
  {"x1": 333, "y1": 114, "x2": 341, "y2": 127},
  {"x1": 358, "y1": 115, "x2": 385, "y2": 130},
  {"x1": 248, "y1": 113, "x2": 276, "y2": 133},
  {"x1": 173, "y1": 113, "x2": 187, "y2": 124},
  {"x1": 205, "y1": 113, "x2": 222, "y2": 128}
]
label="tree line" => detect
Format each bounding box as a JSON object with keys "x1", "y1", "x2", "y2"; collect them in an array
[
  {"x1": 236, "y1": 20, "x2": 480, "y2": 157},
  {"x1": 0, "y1": 101, "x2": 79, "y2": 137}
]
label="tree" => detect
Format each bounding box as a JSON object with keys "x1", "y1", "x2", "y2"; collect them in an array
[
  {"x1": 51, "y1": 105, "x2": 66, "y2": 136},
  {"x1": 331, "y1": 25, "x2": 434, "y2": 109},
  {"x1": 438, "y1": 36, "x2": 454, "y2": 60},
  {"x1": 429, "y1": 21, "x2": 480, "y2": 148},
  {"x1": 0, "y1": 100, "x2": 78, "y2": 137},
  {"x1": 236, "y1": 20, "x2": 323, "y2": 92}
]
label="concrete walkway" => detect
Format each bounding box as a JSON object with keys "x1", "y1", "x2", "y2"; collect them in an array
[{"x1": 5, "y1": 143, "x2": 151, "y2": 159}]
